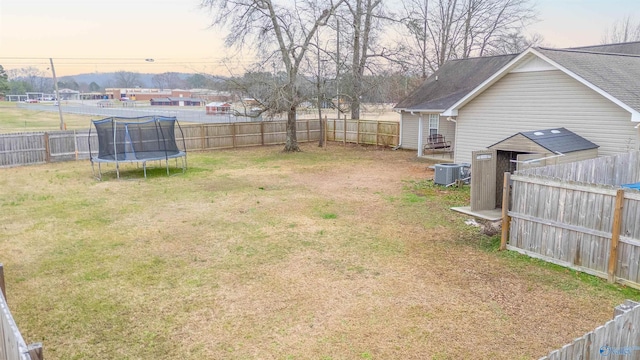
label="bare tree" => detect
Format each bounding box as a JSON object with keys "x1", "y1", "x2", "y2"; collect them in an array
[
  {"x1": 484, "y1": 31, "x2": 543, "y2": 55},
  {"x1": 340, "y1": 0, "x2": 389, "y2": 120},
  {"x1": 602, "y1": 16, "x2": 640, "y2": 44},
  {"x1": 399, "y1": 0, "x2": 431, "y2": 79},
  {"x1": 113, "y1": 71, "x2": 143, "y2": 88},
  {"x1": 152, "y1": 72, "x2": 185, "y2": 90},
  {"x1": 8, "y1": 67, "x2": 52, "y2": 92},
  {"x1": 398, "y1": 0, "x2": 536, "y2": 72},
  {"x1": 201, "y1": 0, "x2": 344, "y2": 152}
]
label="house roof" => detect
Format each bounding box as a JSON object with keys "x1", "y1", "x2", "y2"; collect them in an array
[
  {"x1": 567, "y1": 41, "x2": 640, "y2": 55},
  {"x1": 491, "y1": 128, "x2": 599, "y2": 154},
  {"x1": 441, "y1": 47, "x2": 640, "y2": 121},
  {"x1": 168, "y1": 97, "x2": 201, "y2": 102},
  {"x1": 152, "y1": 97, "x2": 202, "y2": 102},
  {"x1": 393, "y1": 54, "x2": 517, "y2": 112},
  {"x1": 535, "y1": 48, "x2": 640, "y2": 114},
  {"x1": 206, "y1": 102, "x2": 231, "y2": 107}
]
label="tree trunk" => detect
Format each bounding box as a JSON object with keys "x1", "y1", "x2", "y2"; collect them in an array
[
  {"x1": 284, "y1": 108, "x2": 300, "y2": 152},
  {"x1": 318, "y1": 95, "x2": 325, "y2": 147}
]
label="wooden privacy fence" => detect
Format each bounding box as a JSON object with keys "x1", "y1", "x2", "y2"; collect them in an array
[
  {"x1": 540, "y1": 300, "x2": 640, "y2": 359},
  {"x1": 0, "y1": 264, "x2": 43, "y2": 360},
  {"x1": 326, "y1": 119, "x2": 399, "y2": 147},
  {"x1": 0, "y1": 119, "x2": 399, "y2": 168},
  {"x1": 503, "y1": 151, "x2": 640, "y2": 289}
]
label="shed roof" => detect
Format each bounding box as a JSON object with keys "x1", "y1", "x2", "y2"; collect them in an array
[
  {"x1": 490, "y1": 128, "x2": 599, "y2": 154},
  {"x1": 393, "y1": 54, "x2": 517, "y2": 112}
]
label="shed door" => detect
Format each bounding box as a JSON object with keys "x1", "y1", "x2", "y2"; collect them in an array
[{"x1": 471, "y1": 149, "x2": 497, "y2": 211}]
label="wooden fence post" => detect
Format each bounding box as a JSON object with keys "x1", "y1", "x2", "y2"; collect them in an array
[
  {"x1": 74, "y1": 130, "x2": 79, "y2": 160},
  {"x1": 27, "y1": 343, "x2": 44, "y2": 360},
  {"x1": 201, "y1": 124, "x2": 206, "y2": 150},
  {"x1": 306, "y1": 119, "x2": 310, "y2": 142},
  {"x1": 261, "y1": 122, "x2": 265, "y2": 146},
  {"x1": 500, "y1": 172, "x2": 511, "y2": 251},
  {"x1": 232, "y1": 123, "x2": 237, "y2": 148},
  {"x1": 0, "y1": 263, "x2": 5, "y2": 302},
  {"x1": 44, "y1": 132, "x2": 51, "y2": 163},
  {"x1": 376, "y1": 121, "x2": 380, "y2": 146},
  {"x1": 333, "y1": 119, "x2": 336, "y2": 141},
  {"x1": 608, "y1": 188, "x2": 625, "y2": 283},
  {"x1": 343, "y1": 116, "x2": 347, "y2": 146}
]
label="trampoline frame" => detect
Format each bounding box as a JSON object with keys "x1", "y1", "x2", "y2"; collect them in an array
[{"x1": 89, "y1": 116, "x2": 188, "y2": 180}]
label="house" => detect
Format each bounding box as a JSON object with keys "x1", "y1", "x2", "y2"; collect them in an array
[
  {"x1": 205, "y1": 102, "x2": 232, "y2": 115},
  {"x1": 395, "y1": 41, "x2": 640, "y2": 164},
  {"x1": 394, "y1": 54, "x2": 517, "y2": 156},
  {"x1": 444, "y1": 44, "x2": 640, "y2": 164}
]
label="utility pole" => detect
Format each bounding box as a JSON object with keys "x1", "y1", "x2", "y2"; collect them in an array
[
  {"x1": 50, "y1": 58, "x2": 65, "y2": 130},
  {"x1": 317, "y1": 34, "x2": 325, "y2": 147},
  {"x1": 336, "y1": 19, "x2": 340, "y2": 123}
]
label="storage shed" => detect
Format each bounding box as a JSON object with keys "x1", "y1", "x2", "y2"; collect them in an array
[{"x1": 470, "y1": 128, "x2": 599, "y2": 211}]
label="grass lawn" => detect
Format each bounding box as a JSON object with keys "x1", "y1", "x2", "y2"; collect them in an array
[
  {"x1": 0, "y1": 102, "x2": 95, "y2": 132},
  {"x1": 1, "y1": 143, "x2": 638, "y2": 359}
]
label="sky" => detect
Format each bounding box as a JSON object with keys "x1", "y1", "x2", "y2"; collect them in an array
[{"x1": 0, "y1": 0, "x2": 638, "y2": 77}]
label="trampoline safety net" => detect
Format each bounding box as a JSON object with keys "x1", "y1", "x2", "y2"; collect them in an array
[{"x1": 89, "y1": 115, "x2": 187, "y2": 179}]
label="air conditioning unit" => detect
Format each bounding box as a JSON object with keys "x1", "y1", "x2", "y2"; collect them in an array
[{"x1": 434, "y1": 163, "x2": 463, "y2": 185}]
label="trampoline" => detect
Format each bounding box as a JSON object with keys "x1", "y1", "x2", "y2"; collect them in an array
[{"x1": 89, "y1": 116, "x2": 187, "y2": 180}]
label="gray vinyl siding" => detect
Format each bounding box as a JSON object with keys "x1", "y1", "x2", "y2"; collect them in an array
[
  {"x1": 454, "y1": 70, "x2": 635, "y2": 164},
  {"x1": 401, "y1": 113, "x2": 456, "y2": 152},
  {"x1": 401, "y1": 112, "x2": 420, "y2": 150},
  {"x1": 436, "y1": 116, "x2": 456, "y2": 151}
]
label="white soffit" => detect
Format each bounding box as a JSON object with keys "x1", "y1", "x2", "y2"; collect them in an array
[{"x1": 510, "y1": 56, "x2": 557, "y2": 73}]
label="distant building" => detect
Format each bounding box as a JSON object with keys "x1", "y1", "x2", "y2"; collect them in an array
[
  {"x1": 149, "y1": 97, "x2": 203, "y2": 106},
  {"x1": 206, "y1": 102, "x2": 232, "y2": 114},
  {"x1": 58, "y1": 88, "x2": 80, "y2": 100}
]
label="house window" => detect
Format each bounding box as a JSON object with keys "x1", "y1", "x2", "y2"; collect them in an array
[{"x1": 428, "y1": 114, "x2": 439, "y2": 135}]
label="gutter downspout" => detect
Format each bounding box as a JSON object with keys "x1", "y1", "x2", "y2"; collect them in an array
[{"x1": 392, "y1": 109, "x2": 403, "y2": 150}]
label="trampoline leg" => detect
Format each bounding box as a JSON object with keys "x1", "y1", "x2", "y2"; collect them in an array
[
  {"x1": 116, "y1": 163, "x2": 120, "y2": 179},
  {"x1": 166, "y1": 159, "x2": 170, "y2": 176},
  {"x1": 144, "y1": 162, "x2": 147, "y2": 179}
]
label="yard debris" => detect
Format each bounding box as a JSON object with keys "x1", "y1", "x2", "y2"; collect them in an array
[
  {"x1": 465, "y1": 218, "x2": 502, "y2": 236},
  {"x1": 465, "y1": 219, "x2": 480, "y2": 227}
]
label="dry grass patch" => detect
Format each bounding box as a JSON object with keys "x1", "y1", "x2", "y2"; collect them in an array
[{"x1": 1, "y1": 142, "x2": 638, "y2": 360}]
